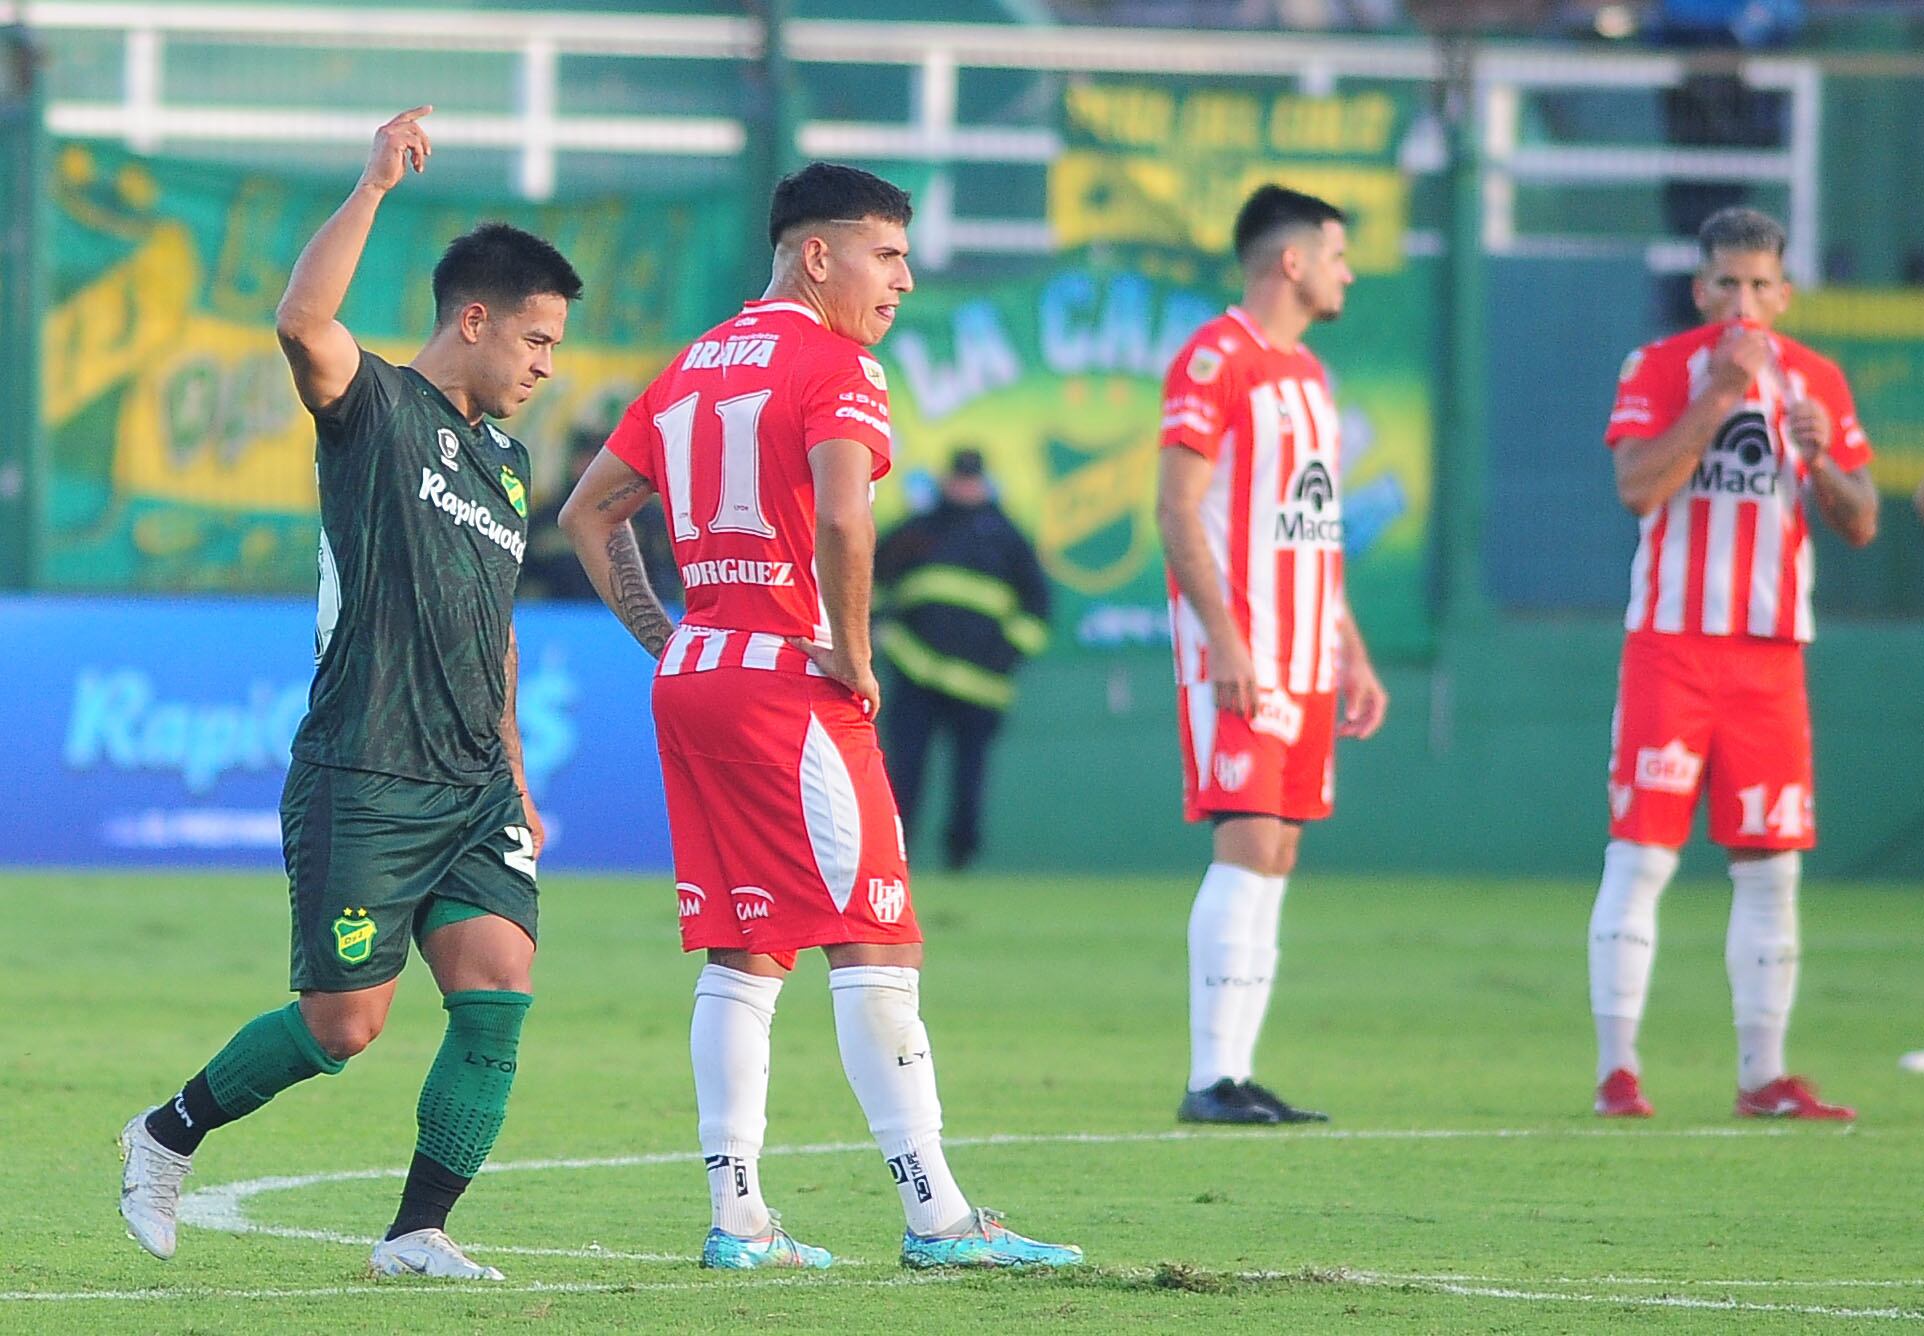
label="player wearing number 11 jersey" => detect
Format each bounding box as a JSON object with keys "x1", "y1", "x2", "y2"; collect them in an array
[
  {"x1": 561, "y1": 162, "x2": 1079, "y2": 1272},
  {"x1": 1588, "y1": 208, "x2": 1879, "y2": 1122}
]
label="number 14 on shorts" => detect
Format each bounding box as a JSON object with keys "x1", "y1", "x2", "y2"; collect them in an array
[{"x1": 1736, "y1": 784, "x2": 1810, "y2": 841}]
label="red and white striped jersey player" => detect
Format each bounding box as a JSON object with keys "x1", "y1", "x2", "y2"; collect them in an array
[
  {"x1": 1155, "y1": 185, "x2": 1387, "y2": 1130},
  {"x1": 560, "y1": 163, "x2": 1079, "y2": 1271},
  {"x1": 1587, "y1": 207, "x2": 1880, "y2": 1124}
]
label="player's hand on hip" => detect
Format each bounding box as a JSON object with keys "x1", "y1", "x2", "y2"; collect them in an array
[
  {"x1": 519, "y1": 789, "x2": 546, "y2": 859},
  {"x1": 1338, "y1": 659, "x2": 1388, "y2": 739},
  {"x1": 1786, "y1": 397, "x2": 1831, "y2": 464},
  {"x1": 358, "y1": 106, "x2": 433, "y2": 194},
  {"x1": 1708, "y1": 324, "x2": 1770, "y2": 397},
  {"x1": 1209, "y1": 638, "x2": 1259, "y2": 718},
  {"x1": 787, "y1": 638, "x2": 883, "y2": 719}
]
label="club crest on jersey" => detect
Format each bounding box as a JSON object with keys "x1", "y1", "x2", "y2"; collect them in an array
[
  {"x1": 867, "y1": 877, "x2": 908, "y2": 925},
  {"x1": 859, "y1": 356, "x2": 887, "y2": 390},
  {"x1": 1618, "y1": 348, "x2": 1644, "y2": 383},
  {"x1": 499, "y1": 465, "x2": 528, "y2": 517},
  {"x1": 1186, "y1": 345, "x2": 1224, "y2": 384},
  {"x1": 1213, "y1": 751, "x2": 1254, "y2": 793},
  {"x1": 437, "y1": 428, "x2": 461, "y2": 472},
  {"x1": 332, "y1": 907, "x2": 376, "y2": 966},
  {"x1": 1634, "y1": 739, "x2": 1703, "y2": 796}
]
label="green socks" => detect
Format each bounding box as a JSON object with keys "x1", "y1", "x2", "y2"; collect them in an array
[
  {"x1": 414, "y1": 990, "x2": 531, "y2": 1178},
  {"x1": 146, "y1": 1002, "x2": 342, "y2": 1155}
]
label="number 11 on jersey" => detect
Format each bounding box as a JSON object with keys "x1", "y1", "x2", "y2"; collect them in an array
[{"x1": 654, "y1": 389, "x2": 776, "y2": 540}]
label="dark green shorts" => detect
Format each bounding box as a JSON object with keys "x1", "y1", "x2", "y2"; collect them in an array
[{"x1": 282, "y1": 759, "x2": 539, "y2": 992}]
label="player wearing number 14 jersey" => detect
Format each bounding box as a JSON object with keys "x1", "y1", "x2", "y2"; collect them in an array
[
  {"x1": 562, "y1": 163, "x2": 1078, "y2": 1272},
  {"x1": 1588, "y1": 208, "x2": 1880, "y2": 1122}
]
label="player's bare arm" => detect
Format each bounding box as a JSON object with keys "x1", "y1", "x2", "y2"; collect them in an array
[
  {"x1": 500, "y1": 623, "x2": 545, "y2": 856},
  {"x1": 1787, "y1": 399, "x2": 1879, "y2": 547},
  {"x1": 1334, "y1": 597, "x2": 1388, "y2": 740},
  {"x1": 557, "y1": 450, "x2": 677, "y2": 658},
  {"x1": 791, "y1": 437, "x2": 881, "y2": 716},
  {"x1": 1156, "y1": 445, "x2": 1257, "y2": 718},
  {"x1": 275, "y1": 106, "x2": 433, "y2": 414},
  {"x1": 1613, "y1": 325, "x2": 1768, "y2": 516}
]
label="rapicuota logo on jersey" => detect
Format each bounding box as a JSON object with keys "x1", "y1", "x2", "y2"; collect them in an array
[
  {"x1": 499, "y1": 465, "x2": 528, "y2": 517},
  {"x1": 1693, "y1": 411, "x2": 1781, "y2": 497}
]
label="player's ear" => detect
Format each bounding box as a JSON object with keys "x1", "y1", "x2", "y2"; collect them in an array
[
  {"x1": 800, "y1": 233, "x2": 834, "y2": 284},
  {"x1": 458, "y1": 300, "x2": 488, "y2": 345}
]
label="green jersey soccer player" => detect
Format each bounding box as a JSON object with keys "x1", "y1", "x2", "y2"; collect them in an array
[{"x1": 118, "y1": 106, "x2": 582, "y2": 1281}]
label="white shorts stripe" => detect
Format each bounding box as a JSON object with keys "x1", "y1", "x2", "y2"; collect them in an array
[
  {"x1": 799, "y1": 714, "x2": 862, "y2": 913},
  {"x1": 694, "y1": 629, "x2": 731, "y2": 672},
  {"x1": 1186, "y1": 683, "x2": 1218, "y2": 785},
  {"x1": 742, "y1": 631, "x2": 783, "y2": 670},
  {"x1": 659, "y1": 625, "x2": 698, "y2": 676}
]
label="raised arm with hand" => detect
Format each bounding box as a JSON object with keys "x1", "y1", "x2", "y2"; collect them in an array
[
  {"x1": 557, "y1": 451, "x2": 677, "y2": 659},
  {"x1": 275, "y1": 106, "x2": 433, "y2": 413},
  {"x1": 789, "y1": 438, "x2": 881, "y2": 717},
  {"x1": 1613, "y1": 324, "x2": 1767, "y2": 517}
]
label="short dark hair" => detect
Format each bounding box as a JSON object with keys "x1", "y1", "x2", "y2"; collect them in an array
[
  {"x1": 1233, "y1": 185, "x2": 1346, "y2": 267},
  {"x1": 432, "y1": 222, "x2": 583, "y2": 326},
  {"x1": 768, "y1": 162, "x2": 913, "y2": 249},
  {"x1": 1698, "y1": 206, "x2": 1787, "y2": 263}
]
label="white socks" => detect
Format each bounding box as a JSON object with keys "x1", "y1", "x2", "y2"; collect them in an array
[
  {"x1": 1728, "y1": 852, "x2": 1801, "y2": 1091},
  {"x1": 691, "y1": 965, "x2": 781, "y2": 1237},
  {"x1": 1187, "y1": 862, "x2": 1287, "y2": 1091},
  {"x1": 829, "y1": 965, "x2": 971, "y2": 1236},
  {"x1": 1587, "y1": 840, "x2": 1679, "y2": 1081}
]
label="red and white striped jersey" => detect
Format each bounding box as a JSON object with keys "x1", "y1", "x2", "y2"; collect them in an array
[
  {"x1": 1606, "y1": 322, "x2": 1871, "y2": 643},
  {"x1": 604, "y1": 300, "x2": 893, "y2": 670},
  {"x1": 1160, "y1": 307, "x2": 1345, "y2": 696}
]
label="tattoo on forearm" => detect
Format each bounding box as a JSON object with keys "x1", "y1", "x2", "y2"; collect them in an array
[
  {"x1": 596, "y1": 477, "x2": 649, "y2": 513},
  {"x1": 605, "y1": 528, "x2": 675, "y2": 658}
]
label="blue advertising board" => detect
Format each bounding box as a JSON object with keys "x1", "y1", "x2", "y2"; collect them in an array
[{"x1": 1, "y1": 596, "x2": 670, "y2": 870}]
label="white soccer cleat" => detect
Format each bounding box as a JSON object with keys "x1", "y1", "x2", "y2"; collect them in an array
[
  {"x1": 118, "y1": 1108, "x2": 191, "y2": 1260},
  {"x1": 370, "y1": 1228, "x2": 506, "y2": 1280}
]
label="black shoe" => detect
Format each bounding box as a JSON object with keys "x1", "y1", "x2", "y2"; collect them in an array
[
  {"x1": 1239, "y1": 1080, "x2": 1330, "y2": 1124},
  {"x1": 1177, "y1": 1078, "x2": 1281, "y2": 1125}
]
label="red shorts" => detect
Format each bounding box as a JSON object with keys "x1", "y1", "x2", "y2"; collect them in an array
[
  {"x1": 1607, "y1": 631, "x2": 1814, "y2": 851},
  {"x1": 1177, "y1": 684, "x2": 1337, "y2": 823},
  {"x1": 653, "y1": 669, "x2": 919, "y2": 966}
]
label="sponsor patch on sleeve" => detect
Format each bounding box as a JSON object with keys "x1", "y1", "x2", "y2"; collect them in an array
[{"x1": 859, "y1": 356, "x2": 888, "y2": 390}]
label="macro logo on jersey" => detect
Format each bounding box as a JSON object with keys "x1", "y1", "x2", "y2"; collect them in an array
[
  {"x1": 416, "y1": 468, "x2": 527, "y2": 562},
  {"x1": 1634, "y1": 739, "x2": 1703, "y2": 796},
  {"x1": 1692, "y1": 411, "x2": 1779, "y2": 497},
  {"x1": 682, "y1": 332, "x2": 780, "y2": 371},
  {"x1": 732, "y1": 886, "x2": 774, "y2": 921},
  {"x1": 867, "y1": 877, "x2": 907, "y2": 925},
  {"x1": 677, "y1": 882, "x2": 705, "y2": 919},
  {"x1": 1276, "y1": 458, "x2": 1343, "y2": 548},
  {"x1": 499, "y1": 466, "x2": 528, "y2": 518},
  {"x1": 437, "y1": 427, "x2": 461, "y2": 472},
  {"x1": 332, "y1": 907, "x2": 375, "y2": 966}
]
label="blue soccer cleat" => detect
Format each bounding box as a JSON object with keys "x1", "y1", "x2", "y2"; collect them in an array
[
  {"x1": 700, "y1": 1215, "x2": 832, "y2": 1271},
  {"x1": 900, "y1": 1208, "x2": 1083, "y2": 1270}
]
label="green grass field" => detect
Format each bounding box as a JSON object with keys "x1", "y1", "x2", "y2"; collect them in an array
[{"x1": 2, "y1": 868, "x2": 1920, "y2": 1332}]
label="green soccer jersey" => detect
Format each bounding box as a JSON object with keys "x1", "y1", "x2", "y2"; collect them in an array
[{"x1": 290, "y1": 349, "x2": 533, "y2": 786}]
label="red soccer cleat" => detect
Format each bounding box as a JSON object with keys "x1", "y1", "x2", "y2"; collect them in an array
[
  {"x1": 1734, "y1": 1075, "x2": 1856, "y2": 1121},
  {"x1": 1595, "y1": 1068, "x2": 1654, "y2": 1118}
]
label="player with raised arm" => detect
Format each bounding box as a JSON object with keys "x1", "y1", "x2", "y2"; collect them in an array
[
  {"x1": 1156, "y1": 186, "x2": 1388, "y2": 1127},
  {"x1": 1589, "y1": 207, "x2": 1878, "y2": 1121},
  {"x1": 560, "y1": 163, "x2": 1080, "y2": 1272},
  {"x1": 117, "y1": 107, "x2": 583, "y2": 1278}
]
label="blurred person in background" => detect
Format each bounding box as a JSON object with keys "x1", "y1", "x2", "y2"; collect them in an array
[
  {"x1": 118, "y1": 107, "x2": 582, "y2": 1281},
  {"x1": 522, "y1": 427, "x2": 681, "y2": 604},
  {"x1": 875, "y1": 447, "x2": 1050, "y2": 872},
  {"x1": 1156, "y1": 185, "x2": 1388, "y2": 1127},
  {"x1": 1588, "y1": 206, "x2": 1876, "y2": 1123}
]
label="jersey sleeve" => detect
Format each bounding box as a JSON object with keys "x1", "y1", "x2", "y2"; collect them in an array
[
  {"x1": 803, "y1": 348, "x2": 893, "y2": 479},
  {"x1": 1161, "y1": 337, "x2": 1234, "y2": 460},
  {"x1": 312, "y1": 347, "x2": 405, "y2": 449},
  {"x1": 1812, "y1": 359, "x2": 1873, "y2": 472},
  {"x1": 602, "y1": 384, "x2": 659, "y2": 488},
  {"x1": 1605, "y1": 343, "x2": 1687, "y2": 447}
]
